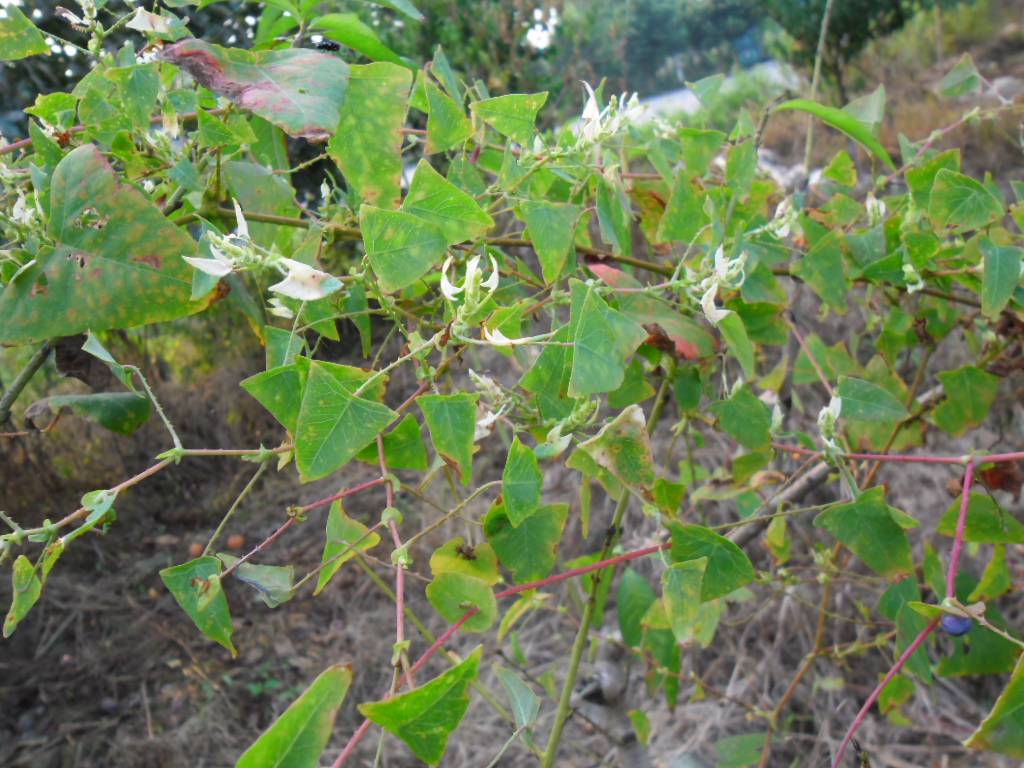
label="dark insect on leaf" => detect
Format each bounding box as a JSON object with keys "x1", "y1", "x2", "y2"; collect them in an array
[{"x1": 315, "y1": 39, "x2": 341, "y2": 52}]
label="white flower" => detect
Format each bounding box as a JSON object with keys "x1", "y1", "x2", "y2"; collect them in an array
[
  {"x1": 713, "y1": 245, "x2": 729, "y2": 281},
  {"x1": 439, "y1": 254, "x2": 499, "y2": 303},
  {"x1": 700, "y1": 283, "x2": 730, "y2": 326},
  {"x1": 902, "y1": 263, "x2": 924, "y2": 294},
  {"x1": 12, "y1": 194, "x2": 35, "y2": 226},
  {"x1": 767, "y1": 197, "x2": 799, "y2": 239},
  {"x1": 267, "y1": 298, "x2": 295, "y2": 319},
  {"x1": 183, "y1": 245, "x2": 233, "y2": 277},
  {"x1": 817, "y1": 396, "x2": 843, "y2": 438},
  {"x1": 269, "y1": 258, "x2": 342, "y2": 301},
  {"x1": 865, "y1": 193, "x2": 886, "y2": 226},
  {"x1": 474, "y1": 408, "x2": 501, "y2": 441}
]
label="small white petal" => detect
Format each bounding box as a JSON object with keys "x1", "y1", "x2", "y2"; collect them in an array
[
  {"x1": 232, "y1": 199, "x2": 249, "y2": 239},
  {"x1": 183, "y1": 255, "x2": 233, "y2": 277},
  {"x1": 481, "y1": 256, "x2": 500, "y2": 293},
  {"x1": 440, "y1": 264, "x2": 462, "y2": 300},
  {"x1": 269, "y1": 258, "x2": 342, "y2": 301},
  {"x1": 483, "y1": 327, "x2": 515, "y2": 346},
  {"x1": 700, "y1": 283, "x2": 730, "y2": 326}
]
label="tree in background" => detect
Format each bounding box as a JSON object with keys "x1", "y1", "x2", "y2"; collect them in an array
[{"x1": 763, "y1": 0, "x2": 964, "y2": 102}]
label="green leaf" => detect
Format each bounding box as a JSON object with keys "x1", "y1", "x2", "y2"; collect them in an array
[
  {"x1": 161, "y1": 39, "x2": 349, "y2": 140},
  {"x1": 105, "y1": 63, "x2": 160, "y2": 130},
  {"x1": 359, "y1": 205, "x2": 448, "y2": 293},
  {"x1": 329, "y1": 62, "x2": 411, "y2": 209},
  {"x1": 715, "y1": 732, "x2": 769, "y2": 768},
  {"x1": 793, "y1": 226, "x2": 848, "y2": 312},
  {"x1": 315, "y1": 501, "x2": 382, "y2": 595},
  {"x1": 662, "y1": 557, "x2": 709, "y2": 644},
  {"x1": 0, "y1": 5, "x2": 49, "y2": 60},
  {"x1": 837, "y1": 376, "x2": 909, "y2": 423},
  {"x1": 843, "y1": 84, "x2": 886, "y2": 137},
  {"x1": 371, "y1": 0, "x2": 423, "y2": 21},
  {"x1": 814, "y1": 487, "x2": 915, "y2": 578},
  {"x1": 517, "y1": 200, "x2": 580, "y2": 283},
  {"x1": 217, "y1": 554, "x2": 294, "y2": 608},
  {"x1": 295, "y1": 361, "x2": 397, "y2": 482},
  {"x1": 964, "y1": 653, "x2": 1024, "y2": 758},
  {"x1": 618, "y1": 568, "x2": 657, "y2": 648},
  {"x1": 401, "y1": 160, "x2": 494, "y2": 244},
  {"x1": 656, "y1": 171, "x2": 709, "y2": 243},
  {"x1": 0, "y1": 146, "x2": 208, "y2": 344},
  {"x1": 470, "y1": 92, "x2": 547, "y2": 145},
  {"x1": 426, "y1": 571, "x2": 496, "y2": 632},
  {"x1": 595, "y1": 177, "x2": 633, "y2": 257},
  {"x1": 717, "y1": 313, "x2": 756, "y2": 379},
  {"x1": 223, "y1": 161, "x2": 300, "y2": 251},
  {"x1": 578, "y1": 404, "x2": 655, "y2": 490},
  {"x1": 356, "y1": 414, "x2": 429, "y2": 470},
  {"x1": 312, "y1": 13, "x2": 404, "y2": 65},
  {"x1": 428, "y1": 538, "x2": 499, "y2": 585},
  {"x1": 937, "y1": 493, "x2": 1024, "y2": 544},
  {"x1": 32, "y1": 392, "x2": 151, "y2": 435},
  {"x1": 418, "y1": 393, "x2": 479, "y2": 484},
  {"x1": 980, "y1": 238, "x2": 1021, "y2": 318},
  {"x1": 493, "y1": 666, "x2": 540, "y2": 729},
  {"x1": 501, "y1": 438, "x2": 543, "y2": 527},
  {"x1": 424, "y1": 80, "x2": 471, "y2": 154},
  {"x1": 568, "y1": 283, "x2": 647, "y2": 397},
  {"x1": 242, "y1": 364, "x2": 304, "y2": 433},
  {"x1": 159, "y1": 557, "x2": 237, "y2": 655},
  {"x1": 236, "y1": 665, "x2": 352, "y2": 768},
  {"x1": 774, "y1": 99, "x2": 895, "y2": 169},
  {"x1": 710, "y1": 386, "x2": 771, "y2": 450},
  {"x1": 968, "y1": 545, "x2": 1013, "y2": 602},
  {"x1": 936, "y1": 53, "x2": 983, "y2": 99},
  {"x1": 484, "y1": 502, "x2": 567, "y2": 583},
  {"x1": 360, "y1": 647, "x2": 481, "y2": 765},
  {"x1": 932, "y1": 365, "x2": 1001, "y2": 436},
  {"x1": 928, "y1": 169, "x2": 1003, "y2": 232},
  {"x1": 3, "y1": 556, "x2": 42, "y2": 638},
  {"x1": 669, "y1": 524, "x2": 755, "y2": 601}
]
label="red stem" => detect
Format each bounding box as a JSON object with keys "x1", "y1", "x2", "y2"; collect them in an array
[
  {"x1": 299, "y1": 477, "x2": 388, "y2": 514},
  {"x1": 946, "y1": 461, "x2": 975, "y2": 598},
  {"x1": 832, "y1": 619, "x2": 940, "y2": 767},
  {"x1": 221, "y1": 477, "x2": 387, "y2": 580},
  {"x1": 772, "y1": 443, "x2": 968, "y2": 465}
]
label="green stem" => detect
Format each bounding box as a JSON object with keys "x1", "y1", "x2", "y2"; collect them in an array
[
  {"x1": 540, "y1": 377, "x2": 670, "y2": 767},
  {"x1": 804, "y1": 0, "x2": 837, "y2": 173},
  {"x1": 0, "y1": 340, "x2": 53, "y2": 426},
  {"x1": 202, "y1": 462, "x2": 268, "y2": 557}
]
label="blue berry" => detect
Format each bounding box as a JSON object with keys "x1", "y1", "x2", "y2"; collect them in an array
[{"x1": 940, "y1": 613, "x2": 974, "y2": 637}]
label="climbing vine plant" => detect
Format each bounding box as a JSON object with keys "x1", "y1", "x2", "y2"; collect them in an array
[{"x1": 2, "y1": 1, "x2": 1024, "y2": 766}]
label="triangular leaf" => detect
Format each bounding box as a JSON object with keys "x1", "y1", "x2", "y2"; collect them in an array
[
  {"x1": 669, "y1": 524, "x2": 755, "y2": 601},
  {"x1": 295, "y1": 361, "x2": 397, "y2": 481},
  {"x1": 501, "y1": 437, "x2": 543, "y2": 527},
  {"x1": 359, "y1": 205, "x2": 448, "y2": 293},
  {"x1": 484, "y1": 502, "x2": 567, "y2": 584},
  {"x1": 236, "y1": 665, "x2": 352, "y2": 768},
  {"x1": 359, "y1": 647, "x2": 481, "y2": 765},
  {"x1": 315, "y1": 501, "x2": 382, "y2": 595},
  {"x1": 159, "y1": 556, "x2": 237, "y2": 655},
  {"x1": 401, "y1": 159, "x2": 494, "y2": 244},
  {"x1": 418, "y1": 393, "x2": 479, "y2": 484},
  {"x1": 578, "y1": 404, "x2": 655, "y2": 490},
  {"x1": 470, "y1": 92, "x2": 547, "y2": 144},
  {"x1": 814, "y1": 487, "x2": 914, "y2": 578}
]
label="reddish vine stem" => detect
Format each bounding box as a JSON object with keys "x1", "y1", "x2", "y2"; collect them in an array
[
  {"x1": 946, "y1": 461, "x2": 976, "y2": 598},
  {"x1": 831, "y1": 619, "x2": 940, "y2": 767},
  {"x1": 221, "y1": 477, "x2": 387, "y2": 581},
  {"x1": 378, "y1": 434, "x2": 412, "y2": 690},
  {"x1": 330, "y1": 542, "x2": 669, "y2": 765},
  {"x1": 772, "y1": 443, "x2": 969, "y2": 465}
]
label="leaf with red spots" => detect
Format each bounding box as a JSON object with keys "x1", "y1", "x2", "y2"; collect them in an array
[
  {"x1": 0, "y1": 145, "x2": 210, "y2": 344},
  {"x1": 161, "y1": 38, "x2": 349, "y2": 141}
]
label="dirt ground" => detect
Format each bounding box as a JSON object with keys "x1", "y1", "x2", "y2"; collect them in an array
[{"x1": 3, "y1": 19, "x2": 1024, "y2": 768}]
